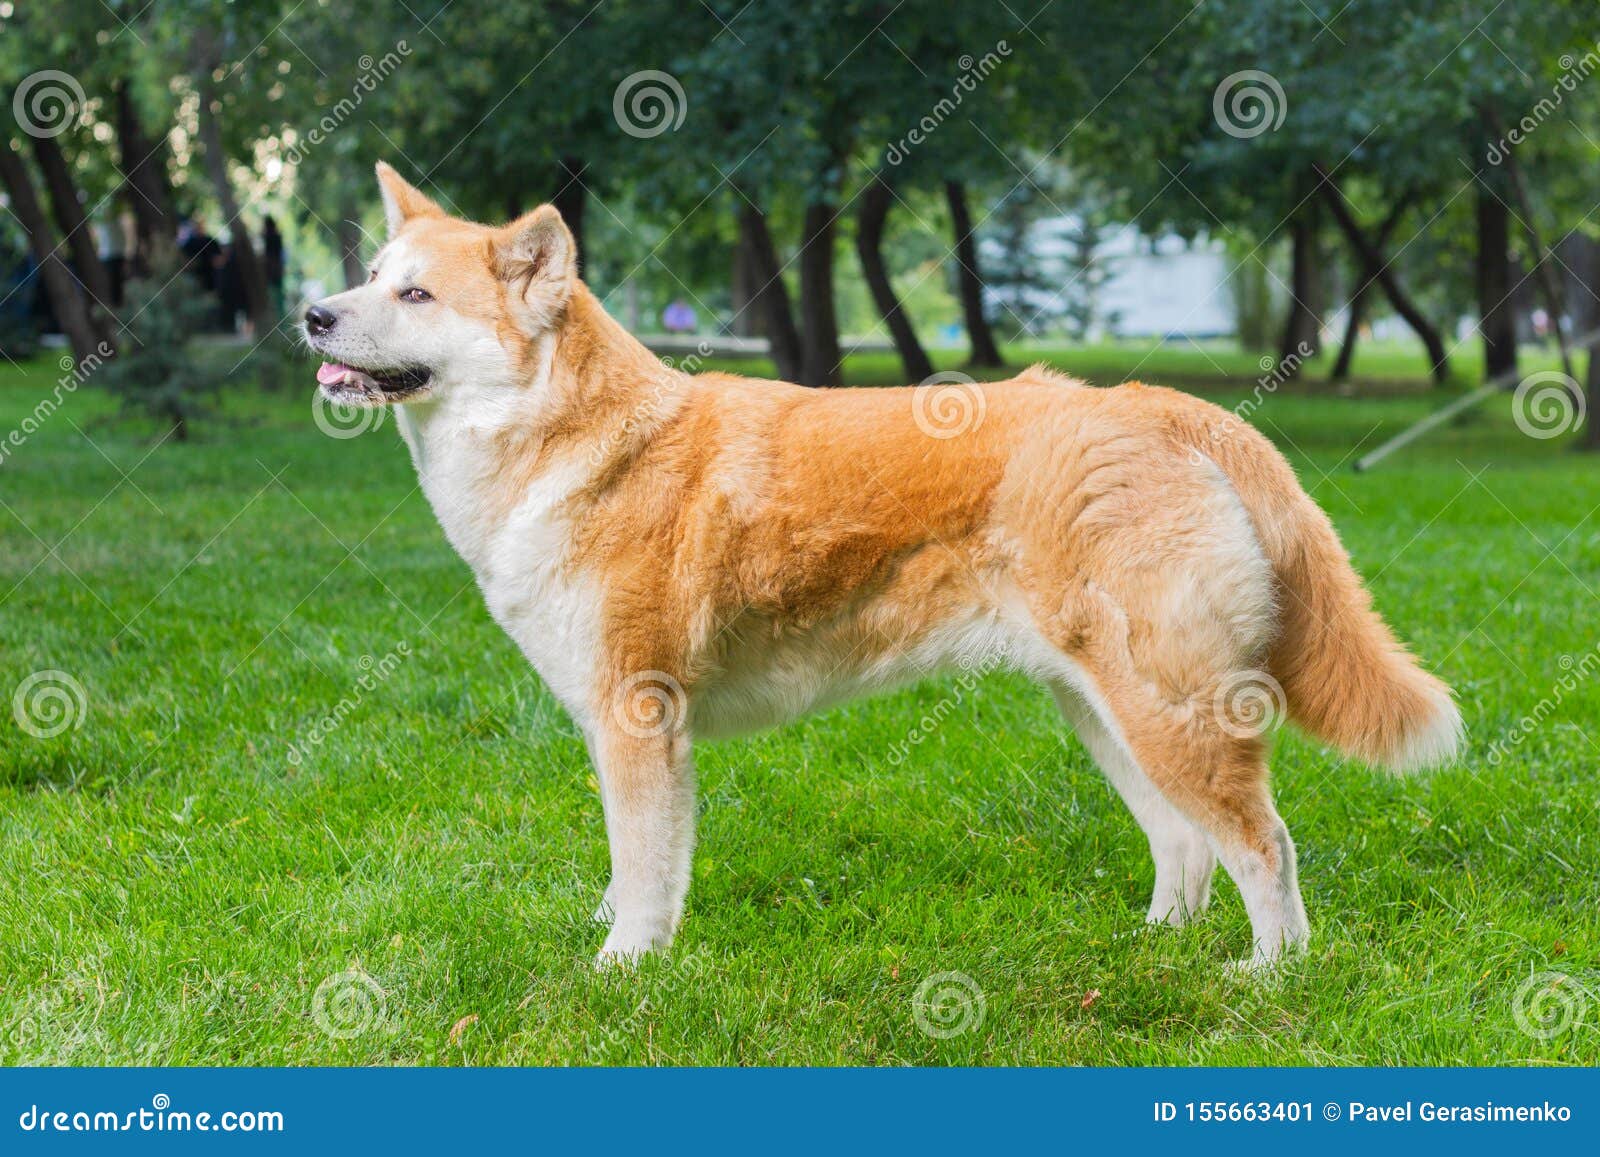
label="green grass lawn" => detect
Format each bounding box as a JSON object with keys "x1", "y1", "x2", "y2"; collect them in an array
[{"x1": 1, "y1": 341, "x2": 1597, "y2": 1066}]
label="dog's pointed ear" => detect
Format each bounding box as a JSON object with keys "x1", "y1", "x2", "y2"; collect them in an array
[
  {"x1": 493, "y1": 206, "x2": 576, "y2": 327},
  {"x1": 375, "y1": 161, "x2": 442, "y2": 237}
]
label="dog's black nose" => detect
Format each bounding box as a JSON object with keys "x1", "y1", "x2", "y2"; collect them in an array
[{"x1": 304, "y1": 304, "x2": 337, "y2": 335}]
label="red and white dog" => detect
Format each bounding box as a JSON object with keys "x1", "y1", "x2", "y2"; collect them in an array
[{"x1": 304, "y1": 163, "x2": 1462, "y2": 968}]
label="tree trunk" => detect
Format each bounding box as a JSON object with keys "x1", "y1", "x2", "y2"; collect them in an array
[
  {"x1": 0, "y1": 143, "x2": 104, "y2": 362},
  {"x1": 730, "y1": 223, "x2": 758, "y2": 339},
  {"x1": 114, "y1": 79, "x2": 175, "y2": 275},
  {"x1": 1587, "y1": 341, "x2": 1600, "y2": 451},
  {"x1": 1483, "y1": 104, "x2": 1573, "y2": 380},
  {"x1": 1475, "y1": 168, "x2": 1517, "y2": 382},
  {"x1": 194, "y1": 78, "x2": 272, "y2": 333},
  {"x1": 945, "y1": 180, "x2": 1003, "y2": 368},
  {"x1": 1278, "y1": 201, "x2": 1323, "y2": 375},
  {"x1": 552, "y1": 156, "x2": 587, "y2": 277},
  {"x1": 337, "y1": 189, "x2": 366, "y2": 290},
  {"x1": 798, "y1": 199, "x2": 843, "y2": 387},
  {"x1": 1315, "y1": 165, "x2": 1449, "y2": 383},
  {"x1": 856, "y1": 173, "x2": 934, "y2": 383},
  {"x1": 32, "y1": 134, "x2": 116, "y2": 339},
  {"x1": 1330, "y1": 195, "x2": 1410, "y2": 382},
  {"x1": 737, "y1": 202, "x2": 803, "y2": 381}
]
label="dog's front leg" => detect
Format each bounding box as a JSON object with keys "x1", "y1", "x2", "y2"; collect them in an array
[{"x1": 589, "y1": 722, "x2": 696, "y2": 966}]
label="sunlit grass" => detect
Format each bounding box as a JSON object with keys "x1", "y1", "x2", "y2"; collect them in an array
[{"x1": 0, "y1": 343, "x2": 1595, "y2": 1065}]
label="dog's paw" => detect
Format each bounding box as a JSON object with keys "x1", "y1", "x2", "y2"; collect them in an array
[{"x1": 594, "y1": 920, "x2": 672, "y2": 969}]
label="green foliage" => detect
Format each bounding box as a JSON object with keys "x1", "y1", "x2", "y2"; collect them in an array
[{"x1": 97, "y1": 259, "x2": 222, "y2": 439}]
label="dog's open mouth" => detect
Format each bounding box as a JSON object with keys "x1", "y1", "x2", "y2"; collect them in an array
[{"x1": 316, "y1": 361, "x2": 432, "y2": 402}]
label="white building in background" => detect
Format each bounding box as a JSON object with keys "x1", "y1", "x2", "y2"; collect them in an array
[{"x1": 982, "y1": 217, "x2": 1236, "y2": 340}]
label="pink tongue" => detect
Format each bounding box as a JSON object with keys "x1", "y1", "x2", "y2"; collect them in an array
[{"x1": 316, "y1": 362, "x2": 352, "y2": 385}]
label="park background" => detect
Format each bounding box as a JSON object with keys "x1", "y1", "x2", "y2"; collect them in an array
[{"x1": 1, "y1": 0, "x2": 1598, "y2": 1064}]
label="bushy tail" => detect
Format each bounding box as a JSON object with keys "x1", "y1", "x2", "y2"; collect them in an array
[{"x1": 1203, "y1": 423, "x2": 1463, "y2": 772}]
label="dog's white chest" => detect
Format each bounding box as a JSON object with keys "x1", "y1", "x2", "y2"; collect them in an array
[{"x1": 400, "y1": 411, "x2": 603, "y2": 724}]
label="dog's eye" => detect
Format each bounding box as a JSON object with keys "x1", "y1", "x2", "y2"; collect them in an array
[{"x1": 399, "y1": 287, "x2": 433, "y2": 304}]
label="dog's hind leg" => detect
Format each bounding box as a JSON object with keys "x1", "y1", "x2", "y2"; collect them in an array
[
  {"x1": 588, "y1": 723, "x2": 697, "y2": 966},
  {"x1": 1053, "y1": 684, "x2": 1215, "y2": 926},
  {"x1": 1091, "y1": 676, "x2": 1308, "y2": 968}
]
